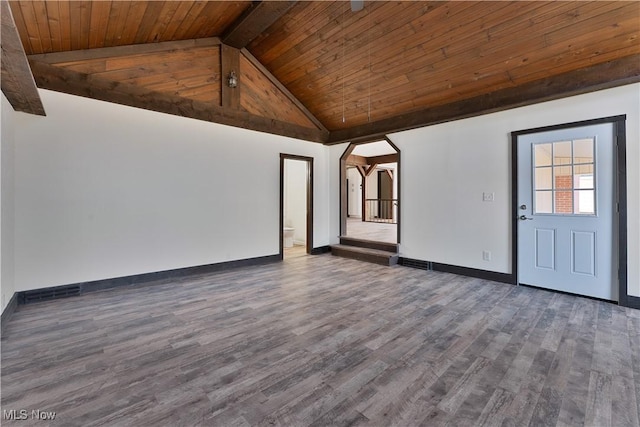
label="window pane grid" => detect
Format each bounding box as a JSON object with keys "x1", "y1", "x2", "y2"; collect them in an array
[{"x1": 532, "y1": 137, "x2": 595, "y2": 215}]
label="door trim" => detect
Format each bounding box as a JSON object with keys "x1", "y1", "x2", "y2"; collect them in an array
[
  {"x1": 339, "y1": 137, "x2": 401, "y2": 243},
  {"x1": 280, "y1": 154, "x2": 314, "y2": 259},
  {"x1": 511, "y1": 115, "x2": 630, "y2": 306}
]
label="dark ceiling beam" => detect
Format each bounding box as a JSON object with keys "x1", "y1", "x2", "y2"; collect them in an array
[
  {"x1": 222, "y1": 1, "x2": 298, "y2": 49},
  {"x1": 0, "y1": 0, "x2": 45, "y2": 115},
  {"x1": 28, "y1": 38, "x2": 222, "y2": 64},
  {"x1": 326, "y1": 55, "x2": 640, "y2": 145},
  {"x1": 29, "y1": 60, "x2": 327, "y2": 143}
]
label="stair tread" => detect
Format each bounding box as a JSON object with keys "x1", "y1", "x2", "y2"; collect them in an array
[
  {"x1": 331, "y1": 244, "x2": 398, "y2": 257},
  {"x1": 337, "y1": 237, "x2": 398, "y2": 253}
]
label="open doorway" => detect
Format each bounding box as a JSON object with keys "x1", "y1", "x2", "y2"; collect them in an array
[
  {"x1": 280, "y1": 154, "x2": 313, "y2": 259},
  {"x1": 340, "y1": 139, "x2": 400, "y2": 244}
]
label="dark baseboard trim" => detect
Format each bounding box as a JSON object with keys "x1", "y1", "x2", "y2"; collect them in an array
[
  {"x1": 399, "y1": 257, "x2": 513, "y2": 285},
  {"x1": 17, "y1": 254, "x2": 281, "y2": 305},
  {"x1": 1, "y1": 292, "x2": 19, "y2": 334},
  {"x1": 310, "y1": 246, "x2": 331, "y2": 255},
  {"x1": 432, "y1": 262, "x2": 514, "y2": 284},
  {"x1": 624, "y1": 295, "x2": 640, "y2": 310}
]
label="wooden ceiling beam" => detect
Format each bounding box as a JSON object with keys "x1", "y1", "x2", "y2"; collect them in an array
[
  {"x1": 29, "y1": 60, "x2": 327, "y2": 143},
  {"x1": 28, "y1": 38, "x2": 222, "y2": 64},
  {"x1": 222, "y1": 1, "x2": 298, "y2": 49},
  {"x1": 368, "y1": 154, "x2": 398, "y2": 165},
  {"x1": 0, "y1": 0, "x2": 45, "y2": 115},
  {"x1": 326, "y1": 55, "x2": 640, "y2": 145},
  {"x1": 347, "y1": 153, "x2": 398, "y2": 166}
]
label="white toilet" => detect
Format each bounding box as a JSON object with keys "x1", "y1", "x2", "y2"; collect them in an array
[{"x1": 283, "y1": 227, "x2": 295, "y2": 248}]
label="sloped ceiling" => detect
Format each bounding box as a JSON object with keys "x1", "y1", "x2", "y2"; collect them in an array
[{"x1": 3, "y1": 1, "x2": 640, "y2": 144}]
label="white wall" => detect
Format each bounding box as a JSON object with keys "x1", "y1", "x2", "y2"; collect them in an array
[
  {"x1": 12, "y1": 89, "x2": 331, "y2": 291},
  {"x1": 1, "y1": 94, "x2": 16, "y2": 311},
  {"x1": 284, "y1": 159, "x2": 307, "y2": 245},
  {"x1": 346, "y1": 167, "x2": 362, "y2": 217},
  {"x1": 388, "y1": 83, "x2": 640, "y2": 297}
]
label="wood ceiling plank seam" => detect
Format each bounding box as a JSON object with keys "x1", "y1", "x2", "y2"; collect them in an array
[
  {"x1": 417, "y1": 2, "x2": 567, "y2": 66},
  {"x1": 158, "y1": 1, "x2": 194, "y2": 41},
  {"x1": 133, "y1": 1, "x2": 168, "y2": 45},
  {"x1": 57, "y1": 0, "x2": 71, "y2": 51},
  {"x1": 123, "y1": 66, "x2": 220, "y2": 89},
  {"x1": 314, "y1": 2, "x2": 636, "y2": 129},
  {"x1": 60, "y1": 60, "x2": 107, "y2": 74},
  {"x1": 144, "y1": 1, "x2": 181, "y2": 43},
  {"x1": 326, "y1": 54, "x2": 640, "y2": 143},
  {"x1": 509, "y1": 46, "x2": 640, "y2": 86},
  {"x1": 171, "y1": 1, "x2": 208, "y2": 41},
  {"x1": 8, "y1": 2, "x2": 33, "y2": 54},
  {"x1": 241, "y1": 48, "x2": 327, "y2": 132},
  {"x1": 118, "y1": 1, "x2": 149, "y2": 46},
  {"x1": 221, "y1": 1, "x2": 297, "y2": 49},
  {"x1": 273, "y1": 2, "x2": 453, "y2": 88},
  {"x1": 469, "y1": 25, "x2": 640, "y2": 86},
  {"x1": 96, "y1": 60, "x2": 217, "y2": 84},
  {"x1": 247, "y1": 1, "x2": 336, "y2": 63},
  {"x1": 261, "y1": 2, "x2": 369, "y2": 78},
  {"x1": 100, "y1": 49, "x2": 212, "y2": 73},
  {"x1": 29, "y1": 59, "x2": 327, "y2": 143},
  {"x1": 31, "y1": 1, "x2": 53, "y2": 53},
  {"x1": 88, "y1": 0, "x2": 112, "y2": 49},
  {"x1": 67, "y1": 1, "x2": 85, "y2": 50},
  {"x1": 255, "y1": 1, "x2": 355, "y2": 70},
  {"x1": 278, "y1": 1, "x2": 552, "y2": 107},
  {"x1": 103, "y1": 1, "x2": 130, "y2": 48},
  {"x1": 44, "y1": 1, "x2": 62, "y2": 52},
  {"x1": 542, "y1": 3, "x2": 639, "y2": 47},
  {"x1": 400, "y1": 9, "x2": 636, "y2": 96},
  {"x1": 174, "y1": 85, "x2": 219, "y2": 100},
  {"x1": 144, "y1": 75, "x2": 217, "y2": 93},
  {"x1": 201, "y1": 2, "x2": 254, "y2": 40},
  {"x1": 240, "y1": 54, "x2": 318, "y2": 129},
  {"x1": 308, "y1": 1, "x2": 516, "y2": 85},
  {"x1": 16, "y1": 1, "x2": 43, "y2": 54},
  {"x1": 80, "y1": 1, "x2": 92, "y2": 50},
  {"x1": 114, "y1": 57, "x2": 219, "y2": 83},
  {"x1": 186, "y1": 2, "x2": 231, "y2": 43},
  {"x1": 267, "y1": 1, "x2": 449, "y2": 79}
]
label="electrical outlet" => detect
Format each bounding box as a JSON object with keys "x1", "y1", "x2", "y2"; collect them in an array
[
  {"x1": 482, "y1": 251, "x2": 492, "y2": 261},
  {"x1": 483, "y1": 192, "x2": 495, "y2": 202}
]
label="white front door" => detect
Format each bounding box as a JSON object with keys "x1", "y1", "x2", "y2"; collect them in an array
[{"x1": 517, "y1": 123, "x2": 617, "y2": 301}]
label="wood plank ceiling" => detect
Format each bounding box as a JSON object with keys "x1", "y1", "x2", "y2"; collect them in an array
[{"x1": 4, "y1": 1, "x2": 640, "y2": 144}]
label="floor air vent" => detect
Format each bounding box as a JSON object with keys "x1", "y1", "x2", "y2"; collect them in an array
[
  {"x1": 400, "y1": 258, "x2": 433, "y2": 270},
  {"x1": 21, "y1": 285, "x2": 81, "y2": 304}
]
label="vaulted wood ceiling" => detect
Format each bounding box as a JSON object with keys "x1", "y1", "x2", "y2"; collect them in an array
[{"x1": 3, "y1": 1, "x2": 639, "y2": 144}]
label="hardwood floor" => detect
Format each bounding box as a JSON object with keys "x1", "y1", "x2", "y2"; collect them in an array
[
  {"x1": 345, "y1": 218, "x2": 397, "y2": 243},
  {"x1": 2, "y1": 253, "x2": 639, "y2": 426}
]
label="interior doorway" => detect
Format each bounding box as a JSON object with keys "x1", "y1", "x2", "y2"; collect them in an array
[
  {"x1": 340, "y1": 139, "x2": 400, "y2": 244},
  {"x1": 280, "y1": 154, "x2": 313, "y2": 259}
]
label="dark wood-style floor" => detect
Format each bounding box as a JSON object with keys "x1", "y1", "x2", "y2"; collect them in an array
[{"x1": 2, "y1": 253, "x2": 639, "y2": 426}]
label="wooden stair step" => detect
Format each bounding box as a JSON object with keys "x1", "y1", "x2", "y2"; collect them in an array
[
  {"x1": 338, "y1": 236, "x2": 398, "y2": 253},
  {"x1": 330, "y1": 244, "x2": 399, "y2": 266}
]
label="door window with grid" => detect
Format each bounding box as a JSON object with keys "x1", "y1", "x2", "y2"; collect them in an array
[{"x1": 533, "y1": 138, "x2": 595, "y2": 215}]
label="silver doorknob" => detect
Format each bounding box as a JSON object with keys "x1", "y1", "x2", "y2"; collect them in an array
[{"x1": 519, "y1": 215, "x2": 533, "y2": 221}]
